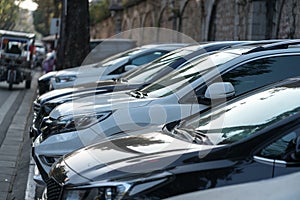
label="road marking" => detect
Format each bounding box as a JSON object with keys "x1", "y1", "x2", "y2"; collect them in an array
[{"x1": 0, "y1": 91, "x2": 20, "y2": 125}]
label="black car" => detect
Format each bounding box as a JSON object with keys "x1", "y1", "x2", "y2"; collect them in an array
[
  {"x1": 31, "y1": 41, "x2": 245, "y2": 139},
  {"x1": 44, "y1": 77, "x2": 300, "y2": 200}
]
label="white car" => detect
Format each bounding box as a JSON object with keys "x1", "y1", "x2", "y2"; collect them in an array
[
  {"x1": 49, "y1": 44, "x2": 188, "y2": 90},
  {"x1": 32, "y1": 40, "x2": 300, "y2": 184}
]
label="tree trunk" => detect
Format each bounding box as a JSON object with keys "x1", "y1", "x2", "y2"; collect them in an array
[{"x1": 57, "y1": 0, "x2": 90, "y2": 69}]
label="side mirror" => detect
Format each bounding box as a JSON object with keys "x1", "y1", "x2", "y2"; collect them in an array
[
  {"x1": 124, "y1": 65, "x2": 137, "y2": 72},
  {"x1": 204, "y1": 82, "x2": 235, "y2": 100}
]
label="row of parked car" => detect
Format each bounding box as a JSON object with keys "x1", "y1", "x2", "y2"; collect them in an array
[{"x1": 31, "y1": 40, "x2": 300, "y2": 200}]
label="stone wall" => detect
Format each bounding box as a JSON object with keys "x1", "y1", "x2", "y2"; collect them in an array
[{"x1": 90, "y1": 0, "x2": 300, "y2": 41}]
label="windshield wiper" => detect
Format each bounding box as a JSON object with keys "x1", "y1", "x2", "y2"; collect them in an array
[
  {"x1": 129, "y1": 90, "x2": 147, "y2": 98},
  {"x1": 120, "y1": 77, "x2": 128, "y2": 83},
  {"x1": 174, "y1": 127, "x2": 213, "y2": 145},
  {"x1": 172, "y1": 127, "x2": 194, "y2": 143},
  {"x1": 194, "y1": 129, "x2": 213, "y2": 145}
]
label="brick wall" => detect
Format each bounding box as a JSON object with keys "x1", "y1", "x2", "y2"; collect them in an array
[{"x1": 90, "y1": 0, "x2": 300, "y2": 41}]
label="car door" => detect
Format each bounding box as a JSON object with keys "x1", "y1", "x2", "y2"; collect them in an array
[
  {"x1": 255, "y1": 124, "x2": 300, "y2": 177},
  {"x1": 198, "y1": 123, "x2": 300, "y2": 189}
]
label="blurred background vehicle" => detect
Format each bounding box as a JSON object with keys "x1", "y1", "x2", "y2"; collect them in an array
[
  {"x1": 50, "y1": 43, "x2": 187, "y2": 90},
  {"x1": 37, "y1": 38, "x2": 136, "y2": 95},
  {"x1": 38, "y1": 43, "x2": 188, "y2": 95},
  {"x1": 0, "y1": 30, "x2": 35, "y2": 89},
  {"x1": 34, "y1": 41, "x2": 47, "y2": 68}
]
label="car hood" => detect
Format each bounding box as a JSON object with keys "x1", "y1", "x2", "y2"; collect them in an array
[
  {"x1": 55, "y1": 57, "x2": 129, "y2": 78},
  {"x1": 50, "y1": 130, "x2": 217, "y2": 185},
  {"x1": 37, "y1": 88, "x2": 78, "y2": 104},
  {"x1": 49, "y1": 91, "x2": 155, "y2": 119},
  {"x1": 38, "y1": 71, "x2": 58, "y2": 81},
  {"x1": 54, "y1": 64, "x2": 98, "y2": 77},
  {"x1": 38, "y1": 80, "x2": 119, "y2": 105}
]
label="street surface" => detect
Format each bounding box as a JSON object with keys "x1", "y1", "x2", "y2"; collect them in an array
[{"x1": 0, "y1": 70, "x2": 40, "y2": 200}]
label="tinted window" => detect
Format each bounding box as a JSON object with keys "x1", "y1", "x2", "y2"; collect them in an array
[
  {"x1": 222, "y1": 56, "x2": 300, "y2": 96},
  {"x1": 183, "y1": 85, "x2": 300, "y2": 145},
  {"x1": 124, "y1": 49, "x2": 193, "y2": 84},
  {"x1": 259, "y1": 126, "x2": 300, "y2": 161},
  {"x1": 140, "y1": 51, "x2": 239, "y2": 98},
  {"x1": 131, "y1": 51, "x2": 167, "y2": 66}
]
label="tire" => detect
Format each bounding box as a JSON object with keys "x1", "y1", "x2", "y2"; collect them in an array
[
  {"x1": 25, "y1": 79, "x2": 31, "y2": 89},
  {"x1": 8, "y1": 71, "x2": 14, "y2": 90}
]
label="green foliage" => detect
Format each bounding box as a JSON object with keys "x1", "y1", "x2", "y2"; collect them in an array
[
  {"x1": 32, "y1": 0, "x2": 61, "y2": 36},
  {"x1": 0, "y1": 0, "x2": 20, "y2": 30},
  {"x1": 89, "y1": 0, "x2": 111, "y2": 26}
]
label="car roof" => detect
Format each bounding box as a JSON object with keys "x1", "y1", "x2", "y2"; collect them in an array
[
  {"x1": 185, "y1": 39, "x2": 300, "y2": 66},
  {"x1": 0, "y1": 30, "x2": 35, "y2": 39},
  {"x1": 139, "y1": 43, "x2": 191, "y2": 50},
  {"x1": 228, "y1": 39, "x2": 300, "y2": 54}
]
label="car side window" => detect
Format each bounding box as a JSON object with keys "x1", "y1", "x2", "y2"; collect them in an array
[
  {"x1": 258, "y1": 126, "x2": 300, "y2": 161},
  {"x1": 109, "y1": 65, "x2": 126, "y2": 75},
  {"x1": 109, "y1": 51, "x2": 168, "y2": 75},
  {"x1": 222, "y1": 55, "x2": 300, "y2": 96},
  {"x1": 131, "y1": 51, "x2": 167, "y2": 66}
]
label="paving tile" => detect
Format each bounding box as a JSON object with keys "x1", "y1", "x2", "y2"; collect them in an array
[
  {"x1": 1, "y1": 139, "x2": 21, "y2": 146},
  {"x1": 0, "y1": 174, "x2": 12, "y2": 183},
  {"x1": 0, "y1": 145, "x2": 21, "y2": 154},
  {"x1": 0, "y1": 181, "x2": 10, "y2": 192},
  {"x1": 0, "y1": 161, "x2": 16, "y2": 168},
  {"x1": 0, "y1": 154, "x2": 18, "y2": 162},
  {"x1": 0, "y1": 167, "x2": 15, "y2": 175},
  {"x1": 0, "y1": 192, "x2": 7, "y2": 200},
  {"x1": 3, "y1": 136, "x2": 23, "y2": 143}
]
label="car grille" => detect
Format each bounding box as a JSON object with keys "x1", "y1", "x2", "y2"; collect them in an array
[
  {"x1": 39, "y1": 117, "x2": 52, "y2": 141},
  {"x1": 46, "y1": 178, "x2": 63, "y2": 200},
  {"x1": 35, "y1": 106, "x2": 47, "y2": 129},
  {"x1": 33, "y1": 101, "x2": 41, "y2": 114}
]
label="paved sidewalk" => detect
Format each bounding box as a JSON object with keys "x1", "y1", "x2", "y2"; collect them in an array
[{"x1": 0, "y1": 71, "x2": 40, "y2": 200}]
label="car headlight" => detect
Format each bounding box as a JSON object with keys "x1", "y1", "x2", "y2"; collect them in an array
[
  {"x1": 43, "y1": 99, "x2": 71, "y2": 116},
  {"x1": 55, "y1": 75, "x2": 77, "y2": 83},
  {"x1": 40, "y1": 111, "x2": 111, "y2": 137},
  {"x1": 62, "y1": 184, "x2": 131, "y2": 200},
  {"x1": 43, "y1": 102, "x2": 59, "y2": 115}
]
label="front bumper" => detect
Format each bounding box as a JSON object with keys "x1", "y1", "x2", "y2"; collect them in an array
[{"x1": 32, "y1": 129, "x2": 100, "y2": 183}]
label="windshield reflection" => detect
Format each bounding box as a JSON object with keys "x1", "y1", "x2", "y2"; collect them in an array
[
  {"x1": 139, "y1": 51, "x2": 239, "y2": 98},
  {"x1": 178, "y1": 86, "x2": 300, "y2": 145},
  {"x1": 123, "y1": 49, "x2": 193, "y2": 84}
]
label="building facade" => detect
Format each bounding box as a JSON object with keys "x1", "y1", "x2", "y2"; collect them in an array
[{"x1": 90, "y1": 0, "x2": 300, "y2": 42}]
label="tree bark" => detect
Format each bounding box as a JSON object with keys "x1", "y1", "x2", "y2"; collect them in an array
[{"x1": 57, "y1": 0, "x2": 90, "y2": 69}]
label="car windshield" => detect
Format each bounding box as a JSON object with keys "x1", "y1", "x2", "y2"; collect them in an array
[
  {"x1": 93, "y1": 47, "x2": 143, "y2": 68},
  {"x1": 1, "y1": 37, "x2": 30, "y2": 54},
  {"x1": 179, "y1": 85, "x2": 300, "y2": 145},
  {"x1": 94, "y1": 56, "x2": 129, "y2": 68},
  {"x1": 122, "y1": 48, "x2": 194, "y2": 84},
  {"x1": 138, "y1": 51, "x2": 239, "y2": 98}
]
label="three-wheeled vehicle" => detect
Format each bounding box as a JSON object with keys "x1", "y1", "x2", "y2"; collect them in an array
[{"x1": 0, "y1": 30, "x2": 35, "y2": 89}]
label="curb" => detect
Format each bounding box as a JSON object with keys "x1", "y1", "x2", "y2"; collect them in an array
[{"x1": 0, "y1": 71, "x2": 41, "y2": 200}]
